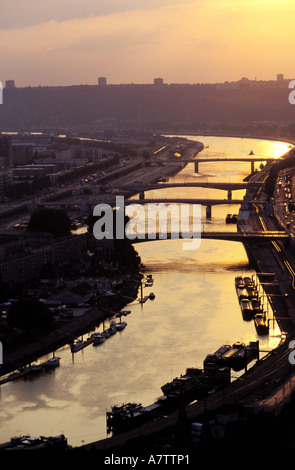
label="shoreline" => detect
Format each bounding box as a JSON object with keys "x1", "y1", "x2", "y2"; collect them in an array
[{"x1": 0, "y1": 275, "x2": 142, "y2": 377}]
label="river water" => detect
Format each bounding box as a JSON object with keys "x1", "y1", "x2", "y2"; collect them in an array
[{"x1": 0, "y1": 135, "x2": 291, "y2": 448}]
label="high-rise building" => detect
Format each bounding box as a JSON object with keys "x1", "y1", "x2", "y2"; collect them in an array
[
  {"x1": 5, "y1": 80, "x2": 15, "y2": 88},
  {"x1": 154, "y1": 78, "x2": 164, "y2": 87},
  {"x1": 98, "y1": 77, "x2": 107, "y2": 86}
]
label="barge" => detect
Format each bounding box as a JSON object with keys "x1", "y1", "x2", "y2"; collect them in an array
[{"x1": 204, "y1": 341, "x2": 259, "y2": 372}]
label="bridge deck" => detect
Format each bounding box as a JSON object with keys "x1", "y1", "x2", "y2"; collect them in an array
[{"x1": 130, "y1": 230, "x2": 288, "y2": 243}]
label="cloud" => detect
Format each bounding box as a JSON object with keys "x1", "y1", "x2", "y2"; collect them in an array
[
  {"x1": 0, "y1": 0, "x2": 192, "y2": 28},
  {"x1": 0, "y1": 0, "x2": 294, "y2": 85}
]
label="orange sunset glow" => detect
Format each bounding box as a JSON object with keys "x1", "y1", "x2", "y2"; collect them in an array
[{"x1": 0, "y1": 0, "x2": 294, "y2": 86}]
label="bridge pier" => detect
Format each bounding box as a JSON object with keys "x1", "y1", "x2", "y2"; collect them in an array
[
  {"x1": 206, "y1": 205, "x2": 212, "y2": 220},
  {"x1": 139, "y1": 191, "x2": 145, "y2": 199},
  {"x1": 194, "y1": 161, "x2": 199, "y2": 173},
  {"x1": 251, "y1": 161, "x2": 255, "y2": 173},
  {"x1": 227, "y1": 189, "x2": 232, "y2": 201}
]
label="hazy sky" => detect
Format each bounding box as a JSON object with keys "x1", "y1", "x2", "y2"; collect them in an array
[{"x1": 1, "y1": 0, "x2": 294, "y2": 86}]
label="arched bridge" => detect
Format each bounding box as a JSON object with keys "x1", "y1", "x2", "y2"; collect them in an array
[
  {"x1": 108, "y1": 181, "x2": 263, "y2": 200},
  {"x1": 146, "y1": 156, "x2": 278, "y2": 173}
]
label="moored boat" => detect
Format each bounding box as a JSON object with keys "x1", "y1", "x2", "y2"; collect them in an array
[
  {"x1": 92, "y1": 334, "x2": 106, "y2": 345},
  {"x1": 240, "y1": 298, "x2": 254, "y2": 321},
  {"x1": 235, "y1": 275, "x2": 245, "y2": 288},
  {"x1": 115, "y1": 321, "x2": 127, "y2": 331},
  {"x1": 237, "y1": 287, "x2": 249, "y2": 301},
  {"x1": 251, "y1": 298, "x2": 263, "y2": 314},
  {"x1": 43, "y1": 357, "x2": 61, "y2": 369},
  {"x1": 254, "y1": 313, "x2": 269, "y2": 336}
]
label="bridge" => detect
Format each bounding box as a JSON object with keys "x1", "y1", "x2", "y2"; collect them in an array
[
  {"x1": 193, "y1": 157, "x2": 275, "y2": 174},
  {"x1": 39, "y1": 197, "x2": 245, "y2": 219},
  {"x1": 130, "y1": 230, "x2": 289, "y2": 244},
  {"x1": 147, "y1": 156, "x2": 277, "y2": 174},
  {"x1": 108, "y1": 181, "x2": 263, "y2": 200}
]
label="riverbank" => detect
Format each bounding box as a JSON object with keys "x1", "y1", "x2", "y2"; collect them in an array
[{"x1": 0, "y1": 274, "x2": 142, "y2": 377}]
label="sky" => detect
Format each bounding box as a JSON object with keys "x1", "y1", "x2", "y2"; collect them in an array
[{"x1": 0, "y1": 0, "x2": 294, "y2": 87}]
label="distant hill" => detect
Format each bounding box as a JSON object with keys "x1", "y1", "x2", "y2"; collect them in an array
[{"x1": 1, "y1": 82, "x2": 295, "y2": 131}]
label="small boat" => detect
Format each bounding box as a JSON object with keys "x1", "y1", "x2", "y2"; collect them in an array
[
  {"x1": 106, "y1": 326, "x2": 117, "y2": 335},
  {"x1": 149, "y1": 292, "x2": 155, "y2": 299},
  {"x1": 71, "y1": 340, "x2": 86, "y2": 353},
  {"x1": 121, "y1": 310, "x2": 131, "y2": 316},
  {"x1": 115, "y1": 321, "x2": 127, "y2": 331},
  {"x1": 249, "y1": 150, "x2": 254, "y2": 155},
  {"x1": 43, "y1": 357, "x2": 60, "y2": 369},
  {"x1": 30, "y1": 364, "x2": 43, "y2": 373},
  {"x1": 93, "y1": 334, "x2": 106, "y2": 345}
]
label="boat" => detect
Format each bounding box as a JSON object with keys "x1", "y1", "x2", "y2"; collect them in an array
[
  {"x1": 229, "y1": 341, "x2": 260, "y2": 371},
  {"x1": 254, "y1": 313, "x2": 269, "y2": 336},
  {"x1": 237, "y1": 287, "x2": 250, "y2": 301},
  {"x1": 70, "y1": 339, "x2": 92, "y2": 353},
  {"x1": 249, "y1": 150, "x2": 254, "y2": 155},
  {"x1": 121, "y1": 310, "x2": 131, "y2": 316},
  {"x1": 149, "y1": 292, "x2": 155, "y2": 299},
  {"x1": 251, "y1": 298, "x2": 263, "y2": 314},
  {"x1": 235, "y1": 275, "x2": 245, "y2": 288},
  {"x1": 226, "y1": 213, "x2": 238, "y2": 224},
  {"x1": 243, "y1": 276, "x2": 254, "y2": 287},
  {"x1": 29, "y1": 364, "x2": 43, "y2": 373},
  {"x1": 92, "y1": 334, "x2": 106, "y2": 345},
  {"x1": 203, "y1": 345, "x2": 231, "y2": 372},
  {"x1": 115, "y1": 321, "x2": 127, "y2": 331},
  {"x1": 246, "y1": 284, "x2": 258, "y2": 299},
  {"x1": 160, "y1": 366, "x2": 230, "y2": 403},
  {"x1": 240, "y1": 298, "x2": 254, "y2": 321},
  {"x1": 106, "y1": 403, "x2": 147, "y2": 434},
  {"x1": 43, "y1": 357, "x2": 61, "y2": 369},
  {"x1": 106, "y1": 326, "x2": 117, "y2": 335},
  {"x1": 209, "y1": 341, "x2": 258, "y2": 371}
]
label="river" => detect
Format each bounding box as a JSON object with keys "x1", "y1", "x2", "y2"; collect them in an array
[{"x1": 0, "y1": 135, "x2": 291, "y2": 448}]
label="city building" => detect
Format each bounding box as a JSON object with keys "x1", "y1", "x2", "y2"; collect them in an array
[
  {"x1": 154, "y1": 78, "x2": 164, "y2": 87},
  {"x1": 5, "y1": 80, "x2": 15, "y2": 89},
  {"x1": 0, "y1": 233, "x2": 90, "y2": 284},
  {"x1": 98, "y1": 77, "x2": 107, "y2": 86}
]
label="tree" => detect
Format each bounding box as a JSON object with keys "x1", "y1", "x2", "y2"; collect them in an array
[{"x1": 27, "y1": 207, "x2": 71, "y2": 237}]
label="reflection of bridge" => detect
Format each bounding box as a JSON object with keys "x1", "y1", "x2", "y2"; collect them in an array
[
  {"x1": 108, "y1": 181, "x2": 263, "y2": 200},
  {"x1": 130, "y1": 230, "x2": 289, "y2": 244}
]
